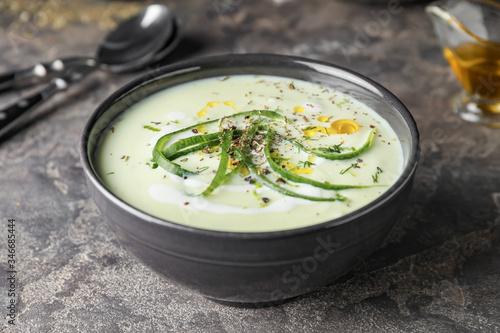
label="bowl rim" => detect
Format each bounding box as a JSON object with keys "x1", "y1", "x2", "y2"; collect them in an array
[{"x1": 80, "y1": 53, "x2": 420, "y2": 239}]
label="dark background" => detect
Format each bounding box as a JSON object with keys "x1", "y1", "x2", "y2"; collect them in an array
[{"x1": 0, "y1": 0, "x2": 499, "y2": 332}]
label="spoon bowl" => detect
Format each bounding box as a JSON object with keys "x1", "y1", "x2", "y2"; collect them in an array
[{"x1": 97, "y1": 4, "x2": 178, "y2": 72}]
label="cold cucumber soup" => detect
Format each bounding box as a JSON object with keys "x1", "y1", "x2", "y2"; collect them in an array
[{"x1": 95, "y1": 75, "x2": 404, "y2": 232}]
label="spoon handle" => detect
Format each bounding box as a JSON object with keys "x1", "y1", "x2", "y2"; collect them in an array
[
  {"x1": 0, "y1": 63, "x2": 97, "y2": 141},
  {"x1": 0, "y1": 57, "x2": 96, "y2": 92}
]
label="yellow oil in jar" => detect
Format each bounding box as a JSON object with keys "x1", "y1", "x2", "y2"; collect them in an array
[{"x1": 444, "y1": 42, "x2": 500, "y2": 113}]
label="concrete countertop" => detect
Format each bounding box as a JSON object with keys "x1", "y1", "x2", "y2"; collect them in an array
[{"x1": 1, "y1": 0, "x2": 499, "y2": 332}]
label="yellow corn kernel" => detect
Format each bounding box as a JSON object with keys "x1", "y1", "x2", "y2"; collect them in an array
[
  {"x1": 197, "y1": 108, "x2": 208, "y2": 118},
  {"x1": 207, "y1": 101, "x2": 221, "y2": 107},
  {"x1": 223, "y1": 100, "x2": 240, "y2": 111},
  {"x1": 329, "y1": 119, "x2": 360, "y2": 134},
  {"x1": 316, "y1": 127, "x2": 328, "y2": 134},
  {"x1": 294, "y1": 106, "x2": 305, "y2": 113},
  {"x1": 303, "y1": 128, "x2": 315, "y2": 137},
  {"x1": 303, "y1": 126, "x2": 328, "y2": 137}
]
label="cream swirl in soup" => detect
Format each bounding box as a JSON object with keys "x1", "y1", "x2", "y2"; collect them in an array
[{"x1": 95, "y1": 75, "x2": 404, "y2": 232}]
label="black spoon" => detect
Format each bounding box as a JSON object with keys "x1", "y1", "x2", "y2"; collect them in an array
[{"x1": 0, "y1": 4, "x2": 182, "y2": 140}]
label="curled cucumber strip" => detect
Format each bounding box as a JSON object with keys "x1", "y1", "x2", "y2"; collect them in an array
[
  {"x1": 265, "y1": 129, "x2": 372, "y2": 191},
  {"x1": 153, "y1": 110, "x2": 285, "y2": 177},
  {"x1": 152, "y1": 109, "x2": 377, "y2": 202}
]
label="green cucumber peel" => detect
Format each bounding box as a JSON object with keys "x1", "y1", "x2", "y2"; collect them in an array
[
  {"x1": 152, "y1": 110, "x2": 285, "y2": 177},
  {"x1": 291, "y1": 129, "x2": 377, "y2": 160},
  {"x1": 199, "y1": 130, "x2": 234, "y2": 197},
  {"x1": 264, "y1": 130, "x2": 371, "y2": 191},
  {"x1": 152, "y1": 109, "x2": 378, "y2": 202},
  {"x1": 235, "y1": 147, "x2": 346, "y2": 202}
]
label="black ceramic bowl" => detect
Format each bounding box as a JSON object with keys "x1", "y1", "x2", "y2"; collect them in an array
[{"x1": 80, "y1": 54, "x2": 419, "y2": 304}]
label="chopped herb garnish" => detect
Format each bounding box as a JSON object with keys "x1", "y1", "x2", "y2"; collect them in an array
[
  {"x1": 299, "y1": 160, "x2": 316, "y2": 168},
  {"x1": 340, "y1": 163, "x2": 358, "y2": 175},
  {"x1": 321, "y1": 143, "x2": 344, "y2": 154},
  {"x1": 337, "y1": 98, "x2": 350, "y2": 106},
  {"x1": 144, "y1": 125, "x2": 161, "y2": 132},
  {"x1": 372, "y1": 167, "x2": 383, "y2": 183}
]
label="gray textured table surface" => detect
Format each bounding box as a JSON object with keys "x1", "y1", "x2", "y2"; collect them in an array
[{"x1": 1, "y1": 0, "x2": 500, "y2": 332}]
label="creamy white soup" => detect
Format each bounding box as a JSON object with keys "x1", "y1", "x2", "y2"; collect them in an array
[{"x1": 95, "y1": 75, "x2": 404, "y2": 232}]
